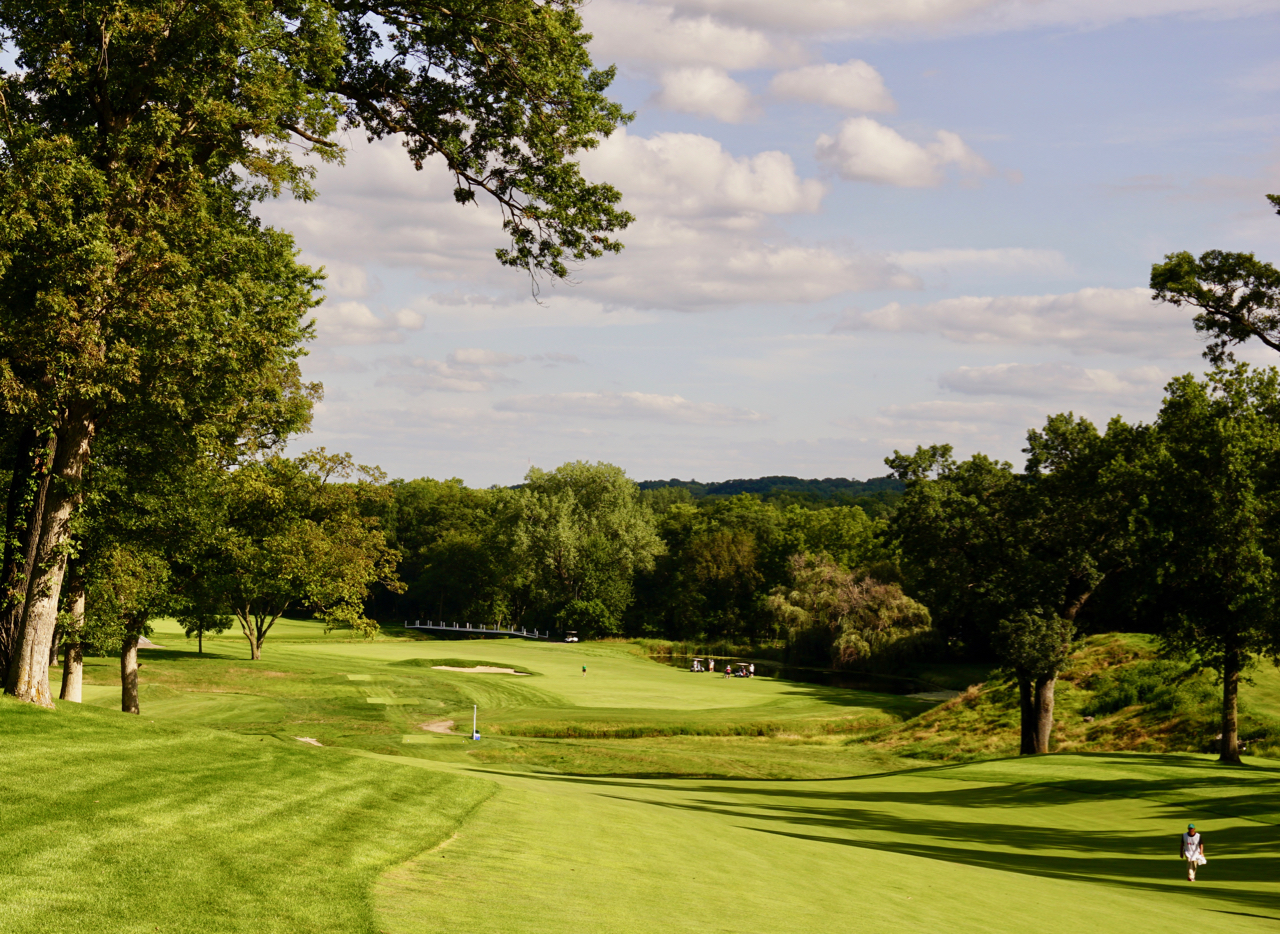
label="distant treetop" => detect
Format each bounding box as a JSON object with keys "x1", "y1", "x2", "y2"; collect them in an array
[{"x1": 635, "y1": 475, "x2": 905, "y2": 514}]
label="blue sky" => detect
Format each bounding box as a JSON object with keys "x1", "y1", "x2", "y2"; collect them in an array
[{"x1": 261, "y1": 0, "x2": 1280, "y2": 486}]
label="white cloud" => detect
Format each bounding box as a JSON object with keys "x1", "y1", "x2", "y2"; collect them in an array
[
  {"x1": 411, "y1": 292, "x2": 659, "y2": 331},
  {"x1": 494, "y1": 392, "x2": 766, "y2": 425},
  {"x1": 448, "y1": 348, "x2": 526, "y2": 367},
  {"x1": 578, "y1": 226, "x2": 914, "y2": 307},
  {"x1": 938, "y1": 362, "x2": 1169, "y2": 399},
  {"x1": 305, "y1": 256, "x2": 374, "y2": 299},
  {"x1": 653, "y1": 67, "x2": 758, "y2": 122},
  {"x1": 815, "y1": 118, "x2": 993, "y2": 187},
  {"x1": 581, "y1": 129, "x2": 825, "y2": 218},
  {"x1": 887, "y1": 248, "x2": 1070, "y2": 276},
  {"x1": 660, "y1": 0, "x2": 1279, "y2": 39},
  {"x1": 583, "y1": 0, "x2": 802, "y2": 70},
  {"x1": 880, "y1": 399, "x2": 1050, "y2": 427},
  {"x1": 310, "y1": 301, "x2": 423, "y2": 345},
  {"x1": 377, "y1": 356, "x2": 518, "y2": 394},
  {"x1": 270, "y1": 134, "x2": 894, "y2": 313},
  {"x1": 571, "y1": 129, "x2": 913, "y2": 307},
  {"x1": 769, "y1": 60, "x2": 896, "y2": 112},
  {"x1": 1235, "y1": 60, "x2": 1280, "y2": 92},
  {"x1": 837, "y1": 287, "x2": 1197, "y2": 357},
  {"x1": 533, "y1": 352, "x2": 586, "y2": 365}
]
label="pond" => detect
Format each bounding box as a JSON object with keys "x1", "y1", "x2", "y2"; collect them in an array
[{"x1": 650, "y1": 655, "x2": 956, "y2": 699}]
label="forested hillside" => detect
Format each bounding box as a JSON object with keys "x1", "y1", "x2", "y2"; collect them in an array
[{"x1": 637, "y1": 475, "x2": 904, "y2": 516}]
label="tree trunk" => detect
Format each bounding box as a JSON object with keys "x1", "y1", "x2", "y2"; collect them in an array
[
  {"x1": 0, "y1": 430, "x2": 55, "y2": 682},
  {"x1": 5, "y1": 409, "x2": 94, "y2": 708},
  {"x1": 121, "y1": 632, "x2": 140, "y2": 715},
  {"x1": 250, "y1": 633, "x2": 262, "y2": 661},
  {"x1": 48, "y1": 623, "x2": 62, "y2": 668},
  {"x1": 1016, "y1": 672, "x2": 1036, "y2": 755},
  {"x1": 59, "y1": 573, "x2": 86, "y2": 702},
  {"x1": 1033, "y1": 674, "x2": 1057, "y2": 754},
  {"x1": 60, "y1": 641, "x2": 83, "y2": 703},
  {"x1": 198, "y1": 628, "x2": 203, "y2": 654},
  {"x1": 1220, "y1": 647, "x2": 1242, "y2": 764}
]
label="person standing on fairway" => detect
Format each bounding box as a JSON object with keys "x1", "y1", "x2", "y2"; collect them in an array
[
  {"x1": 1181, "y1": 824, "x2": 1205, "y2": 881},
  {"x1": 582, "y1": 665, "x2": 586, "y2": 677}
]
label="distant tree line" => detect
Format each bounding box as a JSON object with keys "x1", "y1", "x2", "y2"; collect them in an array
[
  {"x1": 365, "y1": 463, "x2": 931, "y2": 669},
  {"x1": 637, "y1": 475, "x2": 904, "y2": 517}
]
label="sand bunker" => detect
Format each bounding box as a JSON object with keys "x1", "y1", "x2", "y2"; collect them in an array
[
  {"x1": 421, "y1": 720, "x2": 455, "y2": 733},
  {"x1": 294, "y1": 737, "x2": 323, "y2": 746},
  {"x1": 432, "y1": 665, "x2": 529, "y2": 675}
]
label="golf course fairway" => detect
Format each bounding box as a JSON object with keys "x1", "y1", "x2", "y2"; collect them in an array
[{"x1": 2, "y1": 622, "x2": 1277, "y2": 933}]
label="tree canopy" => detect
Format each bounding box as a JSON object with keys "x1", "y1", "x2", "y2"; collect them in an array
[
  {"x1": 1137, "y1": 366, "x2": 1280, "y2": 763},
  {"x1": 887, "y1": 414, "x2": 1145, "y2": 754},
  {"x1": 0, "y1": 0, "x2": 632, "y2": 706},
  {"x1": 1151, "y1": 194, "x2": 1280, "y2": 365}
]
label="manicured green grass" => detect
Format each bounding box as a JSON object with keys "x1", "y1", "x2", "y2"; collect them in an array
[
  {"x1": 0, "y1": 697, "x2": 492, "y2": 934},
  {"x1": 12, "y1": 620, "x2": 1280, "y2": 933},
  {"x1": 373, "y1": 752, "x2": 1280, "y2": 934}
]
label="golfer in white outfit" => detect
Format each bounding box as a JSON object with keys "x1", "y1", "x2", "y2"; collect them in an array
[{"x1": 1181, "y1": 824, "x2": 1205, "y2": 881}]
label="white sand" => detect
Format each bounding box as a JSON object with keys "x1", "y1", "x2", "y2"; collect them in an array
[
  {"x1": 294, "y1": 737, "x2": 323, "y2": 746},
  {"x1": 421, "y1": 720, "x2": 455, "y2": 733},
  {"x1": 432, "y1": 666, "x2": 529, "y2": 675}
]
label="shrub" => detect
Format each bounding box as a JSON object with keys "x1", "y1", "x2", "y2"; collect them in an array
[{"x1": 1082, "y1": 660, "x2": 1217, "y2": 717}]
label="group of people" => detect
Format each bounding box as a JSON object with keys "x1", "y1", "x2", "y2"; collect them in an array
[{"x1": 687, "y1": 658, "x2": 755, "y2": 678}]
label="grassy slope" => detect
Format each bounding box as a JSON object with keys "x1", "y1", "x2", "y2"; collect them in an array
[
  {"x1": 11, "y1": 620, "x2": 1280, "y2": 933},
  {"x1": 867, "y1": 633, "x2": 1280, "y2": 762},
  {"x1": 0, "y1": 697, "x2": 491, "y2": 934}
]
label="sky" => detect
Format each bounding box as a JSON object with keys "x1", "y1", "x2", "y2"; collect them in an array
[{"x1": 258, "y1": 0, "x2": 1280, "y2": 487}]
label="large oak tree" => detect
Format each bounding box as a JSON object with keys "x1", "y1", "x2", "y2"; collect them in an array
[{"x1": 888, "y1": 414, "x2": 1144, "y2": 754}]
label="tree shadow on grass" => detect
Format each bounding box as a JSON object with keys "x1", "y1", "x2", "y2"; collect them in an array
[
  {"x1": 583, "y1": 776, "x2": 1280, "y2": 917},
  {"x1": 498, "y1": 756, "x2": 1280, "y2": 917}
]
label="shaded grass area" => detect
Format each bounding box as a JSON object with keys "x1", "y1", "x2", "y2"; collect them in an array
[
  {"x1": 372, "y1": 752, "x2": 1280, "y2": 934},
  {"x1": 0, "y1": 697, "x2": 492, "y2": 934}
]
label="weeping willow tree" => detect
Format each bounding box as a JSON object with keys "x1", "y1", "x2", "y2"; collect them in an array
[{"x1": 766, "y1": 553, "x2": 932, "y2": 670}]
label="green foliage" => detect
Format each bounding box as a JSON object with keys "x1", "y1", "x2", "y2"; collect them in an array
[
  {"x1": 378, "y1": 467, "x2": 895, "y2": 646},
  {"x1": 512, "y1": 461, "x2": 663, "y2": 624},
  {"x1": 557, "y1": 598, "x2": 619, "y2": 638},
  {"x1": 83, "y1": 545, "x2": 171, "y2": 652},
  {"x1": 1150, "y1": 198, "x2": 1280, "y2": 364},
  {"x1": 1140, "y1": 367, "x2": 1280, "y2": 670},
  {"x1": 177, "y1": 612, "x2": 234, "y2": 651},
  {"x1": 1134, "y1": 366, "x2": 1280, "y2": 760},
  {"x1": 766, "y1": 553, "x2": 933, "y2": 669},
  {"x1": 0, "y1": 0, "x2": 632, "y2": 700},
  {"x1": 198, "y1": 450, "x2": 403, "y2": 657},
  {"x1": 374, "y1": 478, "x2": 518, "y2": 626},
  {"x1": 1081, "y1": 660, "x2": 1214, "y2": 718}
]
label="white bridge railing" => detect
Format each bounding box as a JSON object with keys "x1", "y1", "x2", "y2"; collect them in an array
[{"x1": 403, "y1": 619, "x2": 549, "y2": 640}]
